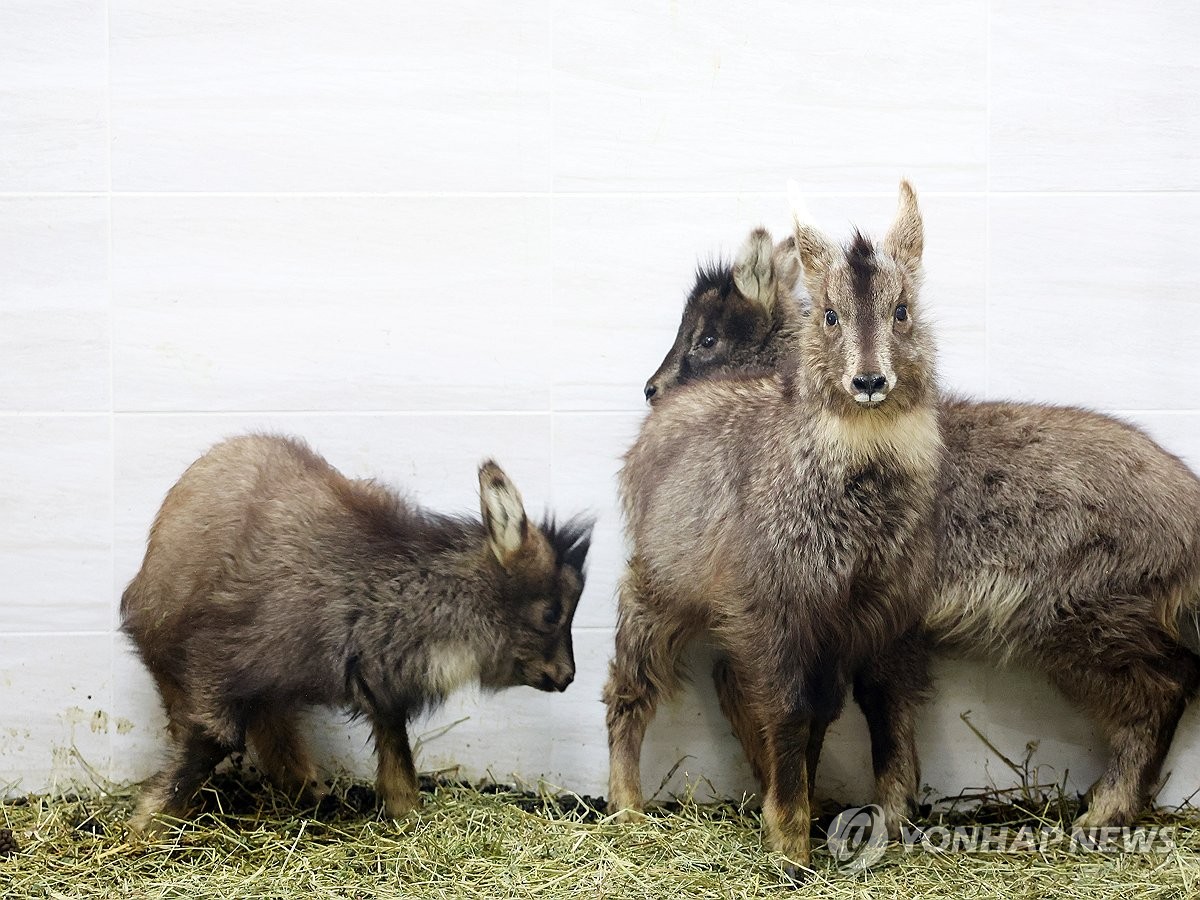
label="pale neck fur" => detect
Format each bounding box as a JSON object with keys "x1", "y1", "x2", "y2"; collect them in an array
[{"x1": 811, "y1": 404, "x2": 942, "y2": 475}]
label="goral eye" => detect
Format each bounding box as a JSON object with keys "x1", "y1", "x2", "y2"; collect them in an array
[
  {"x1": 699, "y1": 334, "x2": 717, "y2": 349},
  {"x1": 894, "y1": 304, "x2": 908, "y2": 323},
  {"x1": 824, "y1": 309, "x2": 839, "y2": 327},
  {"x1": 542, "y1": 601, "x2": 562, "y2": 626}
]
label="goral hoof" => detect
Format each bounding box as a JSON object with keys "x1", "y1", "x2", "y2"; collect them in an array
[
  {"x1": 781, "y1": 860, "x2": 812, "y2": 885},
  {"x1": 383, "y1": 796, "x2": 421, "y2": 820},
  {"x1": 609, "y1": 806, "x2": 646, "y2": 824}
]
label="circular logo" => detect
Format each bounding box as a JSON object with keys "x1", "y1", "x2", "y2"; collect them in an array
[{"x1": 826, "y1": 804, "x2": 888, "y2": 871}]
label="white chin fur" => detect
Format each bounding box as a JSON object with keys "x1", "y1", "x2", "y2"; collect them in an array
[{"x1": 854, "y1": 392, "x2": 888, "y2": 406}]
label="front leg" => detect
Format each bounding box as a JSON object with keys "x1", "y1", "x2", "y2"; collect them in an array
[
  {"x1": 714, "y1": 656, "x2": 831, "y2": 803},
  {"x1": 760, "y1": 708, "x2": 813, "y2": 876},
  {"x1": 805, "y1": 716, "x2": 830, "y2": 799},
  {"x1": 372, "y1": 719, "x2": 420, "y2": 818}
]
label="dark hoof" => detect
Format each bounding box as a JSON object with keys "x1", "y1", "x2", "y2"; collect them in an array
[{"x1": 782, "y1": 861, "x2": 812, "y2": 885}]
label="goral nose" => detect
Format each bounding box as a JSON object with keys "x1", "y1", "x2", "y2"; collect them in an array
[{"x1": 851, "y1": 372, "x2": 888, "y2": 395}]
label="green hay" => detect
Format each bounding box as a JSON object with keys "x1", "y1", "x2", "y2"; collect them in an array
[{"x1": 2, "y1": 772, "x2": 1198, "y2": 900}]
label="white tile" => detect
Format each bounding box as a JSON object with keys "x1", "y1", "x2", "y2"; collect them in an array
[
  {"x1": 814, "y1": 700, "x2": 874, "y2": 807},
  {"x1": 0, "y1": 1, "x2": 107, "y2": 191},
  {"x1": 109, "y1": 1, "x2": 552, "y2": 191},
  {"x1": 396, "y1": 627, "x2": 614, "y2": 792},
  {"x1": 918, "y1": 659, "x2": 1104, "y2": 806},
  {"x1": 987, "y1": 195, "x2": 1200, "y2": 409},
  {"x1": 553, "y1": 193, "x2": 986, "y2": 411},
  {"x1": 990, "y1": 0, "x2": 1200, "y2": 191},
  {"x1": 111, "y1": 197, "x2": 553, "y2": 412},
  {"x1": 1161, "y1": 703, "x2": 1200, "y2": 810},
  {"x1": 0, "y1": 634, "x2": 113, "y2": 795},
  {"x1": 0, "y1": 198, "x2": 110, "y2": 412},
  {"x1": 0, "y1": 417, "x2": 112, "y2": 633},
  {"x1": 552, "y1": 196, "x2": 753, "y2": 414},
  {"x1": 109, "y1": 635, "x2": 166, "y2": 786},
  {"x1": 634, "y1": 638, "x2": 760, "y2": 803},
  {"x1": 553, "y1": 0, "x2": 986, "y2": 191},
  {"x1": 114, "y1": 412, "x2": 554, "y2": 628},
  {"x1": 550, "y1": 413, "x2": 643, "y2": 630}
]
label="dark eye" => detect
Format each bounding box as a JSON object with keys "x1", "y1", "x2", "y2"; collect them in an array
[
  {"x1": 894, "y1": 304, "x2": 908, "y2": 322},
  {"x1": 542, "y1": 601, "x2": 562, "y2": 626},
  {"x1": 699, "y1": 335, "x2": 717, "y2": 349},
  {"x1": 824, "y1": 309, "x2": 839, "y2": 327}
]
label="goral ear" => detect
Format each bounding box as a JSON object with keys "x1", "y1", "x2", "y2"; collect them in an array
[
  {"x1": 882, "y1": 178, "x2": 923, "y2": 270},
  {"x1": 732, "y1": 227, "x2": 778, "y2": 315},
  {"x1": 787, "y1": 179, "x2": 839, "y2": 300},
  {"x1": 772, "y1": 235, "x2": 802, "y2": 303},
  {"x1": 478, "y1": 460, "x2": 528, "y2": 570}
]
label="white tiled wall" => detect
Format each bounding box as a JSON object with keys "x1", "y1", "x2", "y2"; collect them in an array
[{"x1": 3, "y1": 0, "x2": 1200, "y2": 813}]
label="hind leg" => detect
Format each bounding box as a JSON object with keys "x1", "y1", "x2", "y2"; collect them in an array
[
  {"x1": 247, "y1": 709, "x2": 326, "y2": 803},
  {"x1": 1058, "y1": 648, "x2": 1200, "y2": 828},
  {"x1": 714, "y1": 656, "x2": 767, "y2": 789},
  {"x1": 603, "y1": 557, "x2": 700, "y2": 819},
  {"x1": 130, "y1": 725, "x2": 233, "y2": 835},
  {"x1": 141, "y1": 664, "x2": 188, "y2": 742}
]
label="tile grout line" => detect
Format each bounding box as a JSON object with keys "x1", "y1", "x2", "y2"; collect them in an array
[
  {"x1": 1, "y1": 631, "x2": 119, "y2": 638},
  {"x1": 1, "y1": 190, "x2": 1198, "y2": 200},
  {"x1": 3, "y1": 407, "x2": 1198, "y2": 418},
  {"x1": 0, "y1": 409, "x2": 645, "y2": 417}
]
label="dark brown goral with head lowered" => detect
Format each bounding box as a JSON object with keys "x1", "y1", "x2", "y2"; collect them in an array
[
  {"x1": 605, "y1": 182, "x2": 942, "y2": 872},
  {"x1": 646, "y1": 215, "x2": 1200, "y2": 837},
  {"x1": 121, "y1": 434, "x2": 592, "y2": 832}
]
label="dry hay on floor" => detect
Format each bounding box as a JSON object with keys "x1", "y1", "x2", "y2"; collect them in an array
[{"x1": 2, "y1": 773, "x2": 1199, "y2": 899}]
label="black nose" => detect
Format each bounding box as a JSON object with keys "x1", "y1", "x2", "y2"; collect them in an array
[
  {"x1": 644, "y1": 383, "x2": 658, "y2": 402},
  {"x1": 537, "y1": 672, "x2": 573, "y2": 692},
  {"x1": 851, "y1": 373, "x2": 888, "y2": 394}
]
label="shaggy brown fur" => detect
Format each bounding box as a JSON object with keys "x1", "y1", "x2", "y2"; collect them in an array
[
  {"x1": 646, "y1": 228, "x2": 1200, "y2": 835},
  {"x1": 605, "y1": 183, "x2": 943, "y2": 872},
  {"x1": 121, "y1": 434, "x2": 592, "y2": 832}
]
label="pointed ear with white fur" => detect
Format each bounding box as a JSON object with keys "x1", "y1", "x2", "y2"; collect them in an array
[
  {"x1": 479, "y1": 460, "x2": 528, "y2": 569},
  {"x1": 732, "y1": 227, "x2": 778, "y2": 314},
  {"x1": 882, "y1": 179, "x2": 923, "y2": 270},
  {"x1": 772, "y1": 236, "x2": 802, "y2": 303},
  {"x1": 787, "y1": 180, "x2": 839, "y2": 300}
]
